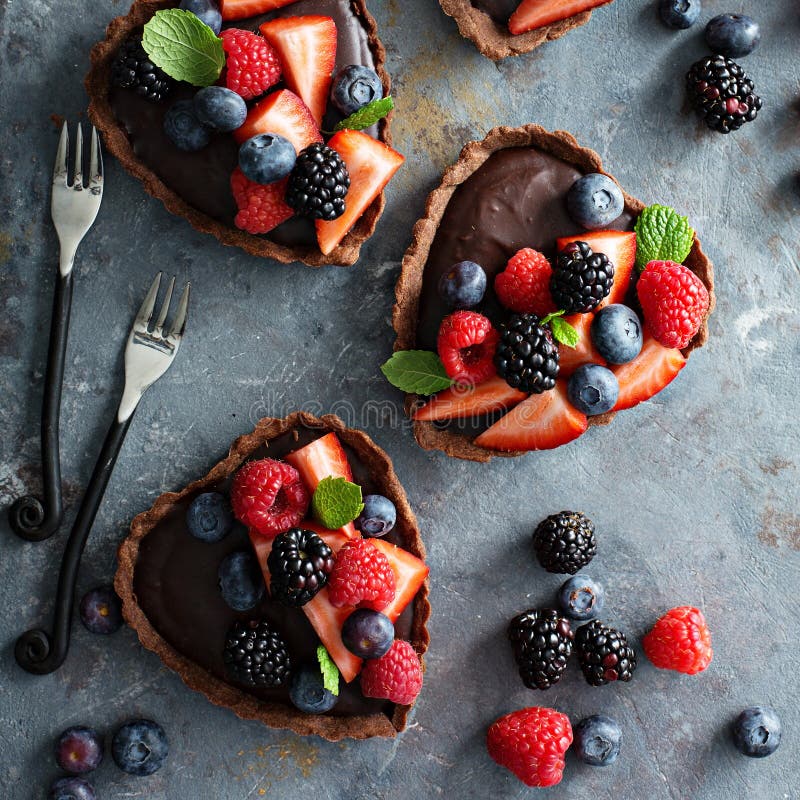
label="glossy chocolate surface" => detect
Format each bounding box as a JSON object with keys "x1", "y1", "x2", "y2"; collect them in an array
[{"x1": 470, "y1": 0, "x2": 519, "y2": 24}]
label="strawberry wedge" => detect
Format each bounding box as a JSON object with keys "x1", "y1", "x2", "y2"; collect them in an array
[
  {"x1": 371, "y1": 539, "x2": 429, "y2": 623},
  {"x1": 509, "y1": 0, "x2": 613, "y2": 35},
  {"x1": 316, "y1": 130, "x2": 404, "y2": 255},
  {"x1": 220, "y1": 0, "x2": 295, "y2": 20},
  {"x1": 413, "y1": 376, "x2": 526, "y2": 422},
  {"x1": 612, "y1": 335, "x2": 686, "y2": 411},
  {"x1": 558, "y1": 313, "x2": 607, "y2": 378},
  {"x1": 233, "y1": 89, "x2": 322, "y2": 151}
]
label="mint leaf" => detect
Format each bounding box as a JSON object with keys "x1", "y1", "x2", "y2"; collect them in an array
[
  {"x1": 142, "y1": 9, "x2": 225, "y2": 87},
  {"x1": 381, "y1": 350, "x2": 454, "y2": 395},
  {"x1": 334, "y1": 96, "x2": 394, "y2": 132},
  {"x1": 312, "y1": 476, "x2": 364, "y2": 530},
  {"x1": 316, "y1": 645, "x2": 340, "y2": 696},
  {"x1": 550, "y1": 316, "x2": 579, "y2": 349},
  {"x1": 634, "y1": 204, "x2": 695, "y2": 272}
]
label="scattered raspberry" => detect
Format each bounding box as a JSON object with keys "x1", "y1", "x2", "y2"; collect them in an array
[
  {"x1": 643, "y1": 605, "x2": 713, "y2": 675},
  {"x1": 360, "y1": 640, "x2": 423, "y2": 705},
  {"x1": 328, "y1": 539, "x2": 396, "y2": 610},
  {"x1": 636, "y1": 260, "x2": 710, "y2": 349},
  {"x1": 230, "y1": 458, "x2": 309, "y2": 538},
  {"x1": 230, "y1": 168, "x2": 294, "y2": 235},
  {"x1": 437, "y1": 311, "x2": 499, "y2": 385},
  {"x1": 487, "y1": 707, "x2": 572, "y2": 788},
  {"x1": 220, "y1": 28, "x2": 281, "y2": 100},
  {"x1": 494, "y1": 248, "x2": 554, "y2": 316}
]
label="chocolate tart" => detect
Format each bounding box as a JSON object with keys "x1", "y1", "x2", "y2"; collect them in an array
[
  {"x1": 392, "y1": 124, "x2": 715, "y2": 462},
  {"x1": 86, "y1": 0, "x2": 391, "y2": 267},
  {"x1": 115, "y1": 413, "x2": 430, "y2": 740}
]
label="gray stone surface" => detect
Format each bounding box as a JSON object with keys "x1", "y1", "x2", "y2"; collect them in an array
[{"x1": 1, "y1": 0, "x2": 799, "y2": 797}]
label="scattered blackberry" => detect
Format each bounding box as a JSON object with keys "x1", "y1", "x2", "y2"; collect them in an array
[
  {"x1": 575, "y1": 620, "x2": 637, "y2": 686},
  {"x1": 223, "y1": 620, "x2": 291, "y2": 688},
  {"x1": 286, "y1": 143, "x2": 350, "y2": 220},
  {"x1": 494, "y1": 313, "x2": 559, "y2": 394},
  {"x1": 533, "y1": 511, "x2": 597, "y2": 574},
  {"x1": 507, "y1": 609, "x2": 574, "y2": 690},
  {"x1": 267, "y1": 527, "x2": 334, "y2": 607},
  {"x1": 686, "y1": 55, "x2": 762, "y2": 134},
  {"x1": 111, "y1": 37, "x2": 174, "y2": 102},
  {"x1": 551, "y1": 241, "x2": 614, "y2": 314}
]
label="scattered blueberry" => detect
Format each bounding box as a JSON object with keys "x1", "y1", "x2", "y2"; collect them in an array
[
  {"x1": 705, "y1": 14, "x2": 760, "y2": 58},
  {"x1": 48, "y1": 777, "x2": 96, "y2": 800},
  {"x1": 164, "y1": 99, "x2": 211, "y2": 152},
  {"x1": 573, "y1": 715, "x2": 623, "y2": 766},
  {"x1": 341, "y1": 609, "x2": 394, "y2": 659},
  {"x1": 79, "y1": 586, "x2": 123, "y2": 635},
  {"x1": 355, "y1": 494, "x2": 397, "y2": 537},
  {"x1": 179, "y1": 0, "x2": 222, "y2": 34},
  {"x1": 289, "y1": 664, "x2": 338, "y2": 714},
  {"x1": 567, "y1": 364, "x2": 619, "y2": 416},
  {"x1": 557, "y1": 575, "x2": 605, "y2": 621},
  {"x1": 591, "y1": 304, "x2": 643, "y2": 365},
  {"x1": 218, "y1": 550, "x2": 265, "y2": 611},
  {"x1": 437, "y1": 261, "x2": 487, "y2": 309},
  {"x1": 239, "y1": 134, "x2": 297, "y2": 185},
  {"x1": 193, "y1": 86, "x2": 247, "y2": 132},
  {"x1": 330, "y1": 64, "x2": 383, "y2": 116},
  {"x1": 732, "y1": 706, "x2": 782, "y2": 758},
  {"x1": 566, "y1": 173, "x2": 624, "y2": 230},
  {"x1": 186, "y1": 492, "x2": 233, "y2": 543},
  {"x1": 54, "y1": 726, "x2": 104, "y2": 775},
  {"x1": 658, "y1": 0, "x2": 701, "y2": 30},
  {"x1": 111, "y1": 719, "x2": 169, "y2": 776}
]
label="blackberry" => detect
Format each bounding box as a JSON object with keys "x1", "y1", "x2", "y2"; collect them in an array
[
  {"x1": 494, "y1": 313, "x2": 559, "y2": 394},
  {"x1": 111, "y1": 37, "x2": 175, "y2": 102},
  {"x1": 551, "y1": 241, "x2": 614, "y2": 314},
  {"x1": 575, "y1": 620, "x2": 637, "y2": 686},
  {"x1": 507, "y1": 609, "x2": 574, "y2": 690},
  {"x1": 533, "y1": 511, "x2": 596, "y2": 574},
  {"x1": 686, "y1": 55, "x2": 762, "y2": 134},
  {"x1": 223, "y1": 620, "x2": 291, "y2": 688},
  {"x1": 286, "y1": 143, "x2": 350, "y2": 220},
  {"x1": 267, "y1": 527, "x2": 334, "y2": 607}
]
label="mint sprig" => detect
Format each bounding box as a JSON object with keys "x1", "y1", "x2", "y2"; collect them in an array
[
  {"x1": 541, "y1": 310, "x2": 579, "y2": 349},
  {"x1": 334, "y1": 96, "x2": 394, "y2": 132},
  {"x1": 316, "y1": 645, "x2": 340, "y2": 696},
  {"x1": 142, "y1": 9, "x2": 225, "y2": 87},
  {"x1": 381, "y1": 350, "x2": 454, "y2": 395},
  {"x1": 312, "y1": 476, "x2": 364, "y2": 530},
  {"x1": 634, "y1": 204, "x2": 695, "y2": 272}
]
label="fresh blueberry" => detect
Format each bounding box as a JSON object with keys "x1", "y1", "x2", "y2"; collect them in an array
[
  {"x1": 567, "y1": 364, "x2": 619, "y2": 416},
  {"x1": 355, "y1": 494, "x2": 397, "y2": 537},
  {"x1": 48, "y1": 777, "x2": 96, "y2": 800},
  {"x1": 591, "y1": 304, "x2": 643, "y2": 365},
  {"x1": 218, "y1": 550, "x2": 265, "y2": 611},
  {"x1": 658, "y1": 0, "x2": 701, "y2": 30},
  {"x1": 289, "y1": 664, "x2": 338, "y2": 714},
  {"x1": 557, "y1": 575, "x2": 605, "y2": 621},
  {"x1": 179, "y1": 0, "x2": 222, "y2": 34},
  {"x1": 193, "y1": 86, "x2": 247, "y2": 132},
  {"x1": 341, "y1": 609, "x2": 394, "y2": 659},
  {"x1": 566, "y1": 173, "x2": 624, "y2": 230},
  {"x1": 164, "y1": 99, "x2": 211, "y2": 152},
  {"x1": 238, "y1": 134, "x2": 297, "y2": 185},
  {"x1": 79, "y1": 585, "x2": 123, "y2": 635},
  {"x1": 186, "y1": 492, "x2": 233, "y2": 543},
  {"x1": 330, "y1": 65, "x2": 383, "y2": 116},
  {"x1": 55, "y1": 726, "x2": 104, "y2": 774},
  {"x1": 705, "y1": 14, "x2": 760, "y2": 58},
  {"x1": 573, "y1": 715, "x2": 623, "y2": 766},
  {"x1": 437, "y1": 261, "x2": 488, "y2": 309},
  {"x1": 111, "y1": 719, "x2": 169, "y2": 776},
  {"x1": 732, "y1": 706, "x2": 782, "y2": 758}
]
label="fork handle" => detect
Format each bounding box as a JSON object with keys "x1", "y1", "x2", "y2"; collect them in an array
[
  {"x1": 15, "y1": 412, "x2": 133, "y2": 675},
  {"x1": 9, "y1": 272, "x2": 74, "y2": 542}
]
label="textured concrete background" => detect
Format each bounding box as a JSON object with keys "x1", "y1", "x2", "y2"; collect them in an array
[{"x1": 1, "y1": 0, "x2": 799, "y2": 797}]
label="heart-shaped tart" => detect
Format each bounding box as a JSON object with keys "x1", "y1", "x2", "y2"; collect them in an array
[
  {"x1": 116, "y1": 413, "x2": 430, "y2": 740},
  {"x1": 390, "y1": 124, "x2": 715, "y2": 461}
]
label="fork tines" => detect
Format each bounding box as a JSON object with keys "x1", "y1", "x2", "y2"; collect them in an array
[
  {"x1": 53, "y1": 122, "x2": 103, "y2": 191},
  {"x1": 135, "y1": 273, "x2": 190, "y2": 343}
]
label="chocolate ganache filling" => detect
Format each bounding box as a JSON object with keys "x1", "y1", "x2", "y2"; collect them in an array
[{"x1": 469, "y1": 0, "x2": 521, "y2": 25}]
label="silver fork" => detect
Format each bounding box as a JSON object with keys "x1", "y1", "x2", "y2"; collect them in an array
[
  {"x1": 10, "y1": 122, "x2": 103, "y2": 542},
  {"x1": 15, "y1": 274, "x2": 190, "y2": 675}
]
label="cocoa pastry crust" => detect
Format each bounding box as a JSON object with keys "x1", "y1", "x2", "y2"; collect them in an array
[
  {"x1": 116, "y1": 412, "x2": 431, "y2": 740},
  {"x1": 392, "y1": 124, "x2": 716, "y2": 462},
  {"x1": 86, "y1": 0, "x2": 392, "y2": 267}
]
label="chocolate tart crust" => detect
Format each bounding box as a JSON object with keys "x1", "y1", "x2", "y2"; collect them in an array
[
  {"x1": 86, "y1": 0, "x2": 392, "y2": 267},
  {"x1": 392, "y1": 124, "x2": 716, "y2": 462},
  {"x1": 115, "y1": 413, "x2": 431, "y2": 740}
]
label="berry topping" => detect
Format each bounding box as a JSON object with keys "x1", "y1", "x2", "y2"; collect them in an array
[
  {"x1": 355, "y1": 494, "x2": 397, "y2": 537},
  {"x1": 552, "y1": 241, "x2": 615, "y2": 314},
  {"x1": 286, "y1": 142, "x2": 351, "y2": 221},
  {"x1": 235, "y1": 89, "x2": 322, "y2": 153},
  {"x1": 49, "y1": 777, "x2": 96, "y2": 800},
  {"x1": 186, "y1": 492, "x2": 233, "y2": 543},
  {"x1": 230, "y1": 168, "x2": 294, "y2": 235},
  {"x1": 557, "y1": 575, "x2": 605, "y2": 621},
  {"x1": 163, "y1": 99, "x2": 211, "y2": 152},
  {"x1": 179, "y1": 0, "x2": 222, "y2": 34},
  {"x1": 557, "y1": 313, "x2": 607, "y2": 377},
  {"x1": 437, "y1": 311, "x2": 500, "y2": 386},
  {"x1": 658, "y1": 0, "x2": 701, "y2": 30},
  {"x1": 220, "y1": 28, "x2": 281, "y2": 101},
  {"x1": 575, "y1": 620, "x2": 637, "y2": 686},
  {"x1": 494, "y1": 249, "x2": 553, "y2": 316},
  {"x1": 238, "y1": 133, "x2": 296, "y2": 185},
  {"x1": 220, "y1": 0, "x2": 296, "y2": 21},
  {"x1": 223, "y1": 619, "x2": 291, "y2": 687},
  {"x1": 412, "y1": 374, "x2": 527, "y2": 422},
  {"x1": 289, "y1": 664, "x2": 338, "y2": 714},
  {"x1": 566, "y1": 173, "x2": 624, "y2": 230},
  {"x1": 193, "y1": 86, "x2": 246, "y2": 132},
  {"x1": 331, "y1": 64, "x2": 384, "y2": 117},
  {"x1": 438, "y1": 260, "x2": 488, "y2": 309},
  {"x1": 508, "y1": 609, "x2": 574, "y2": 690},
  {"x1": 591, "y1": 304, "x2": 643, "y2": 364},
  {"x1": 573, "y1": 714, "x2": 622, "y2": 766},
  {"x1": 218, "y1": 550, "x2": 265, "y2": 611},
  {"x1": 111, "y1": 719, "x2": 169, "y2": 776},
  {"x1": 705, "y1": 13, "x2": 760, "y2": 58},
  {"x1": 567, "y1": 363, "x2": 619, "y2": 416},
  {"x1": 267, "y1": 527, "x2": 334, "y2": 607},
  {"x1": 79, "y1": 586, "x2": 123, "y2": 635},
  {"x1": 509, "y1": 0, "x2": 612, "y2": 35},
  {"x1": 341, "y1": 608, "x2": 395, "y2": 659},
  {"x1": 55, "y1": 726, "x2": 104, "y2": 775},
  {"x1": 732, "y1": 706, "x2": 782, "y2": 758},
  {"x1": 642, "y1": 605, "x2": 713, "y2": 674},
  {"x1": 328, "y1": 538, "x2": 396, "y2": 610},
  {"x1": 111, "y1": 37, "x2": 175, "y2": 102},
  {"x1": 494, "y1": 313, "x2": 559, "y2": 394},
  {"x1": 534, "y1": 511, "x2": 596, "y2": 575},
  {"x1": 360, "y1": 640, "x2": 423, "y2": 706}
]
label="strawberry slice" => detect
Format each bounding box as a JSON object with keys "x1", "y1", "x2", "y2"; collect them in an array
[
  {"x1": 371, "y1": 538, "x2": 429, "y2": 623},
  {"x1": 612, "y1": 335, "x2": 686, "y2": 411},
  {"x1": 509, "y1": 0, "x2": 613, "y2": 34},
  {"x1": 259, "y1": 16, "x2": 337, "y2": 128},
  {"x1": 316, "y1": 130, "x2": 404, "y2": 256},
  {"x1": 220, "y1": 0, "x2": 295, "y2": 21},
  {"x1": 557, "y1": 313, "x2": 607, "y2": 378},
  {"x1": 557, "y1": 230, "x2": 637, "y2": 309},
  {"x1": 413, "y1": 376, "x2": 526, "y2": 422},
  {"x1": 233, "y1": 89, "x2": 322, "y2": 152},
  {"x1": 475, "y1": 381, "x2": 587, "y2": 452}
]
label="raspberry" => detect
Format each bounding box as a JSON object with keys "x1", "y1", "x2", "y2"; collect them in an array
[
  {"x1": 487, "y1": 707, "x2": 572, "y2": 788},
  {"x1": 637, "y1": 260, "x2": 710, "y2": 349},
  {"x1": 494, "y1": 248, "x2": 554, "y2": 316},
  {"x1": 327, "y1": 539, "x2": 396, "y2": 610},
  {"x1": 360, "y1": 640, "x2": 423, "y2": 705},
  {"x1": 230, "y1": 458, "x2": 309, "y2": 538},
  {"x1": 230, "y1": 168, "x2": 294, "y2": 235},
  {"x1": 437, "y1": 311, "x2": 499, "y2": 386},
  {"x1": 220, "y1": 29, "x2": 281, "y2": 100},
  {"x1": 643, "y1": 606, "x2": 713, "y2": 675}
]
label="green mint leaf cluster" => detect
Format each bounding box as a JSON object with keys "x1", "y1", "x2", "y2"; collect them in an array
[
  {"x1": 312, "y1": 476, "x2": 364, "y2": 530},
  {"x1": 541, "y1": 310, "x2": 579, "y2": 349},
  {"x1": 381, "y1": 350, "x2": 454, "y2": 395},
  {"x1": 316, "y1": 645, "x2": 340, "y2": 696},
  {"x1": 334, "y1": 96, "x2": 394, "y2": 132},
  {"x1": 634, "y1": 204, "x2": 695, "y2": 272}
]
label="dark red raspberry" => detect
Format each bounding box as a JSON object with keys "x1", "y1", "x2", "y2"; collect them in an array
[
  {"x1": 437, "y1": 310, "x2": 499, "y2": 386},
  {"x1": 494, "y1": 248, "x2": 554, "y2": 316},
  {"x1": 328, "y1": 539, "x2": 396, "y2": 610},
  {"x1": 643, "y1": 606, "x2": 713, "y2": 675},
  {"x1": 360, "y1": 640, "x2": 423, "y2": 705},
  {"x1": 220, "y1": 29, "x2": 281, "y2": 100}
]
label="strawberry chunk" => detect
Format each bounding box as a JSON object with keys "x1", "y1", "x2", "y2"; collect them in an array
[
  {"x1": 413, "y1": 375, "x2": 527, "y2": 422},
  {"x1": 220, "y1": 0, "x2": 295, "y2": 21},
  {"x1": 557, "y1": 313, "x2": 607, "y2": 378},
  {"x1": 509, "y1": 0, "x2": 613, "y2": 35},
  {"x1": 370, "y1": 538, "x2": 429, "y2": 623},
  {"x1": 233, "y1": 89, "x2": 322, "y2": 152},
  {"x1": 612, "y1": 335, "x2": 686, "y2": 411}
]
